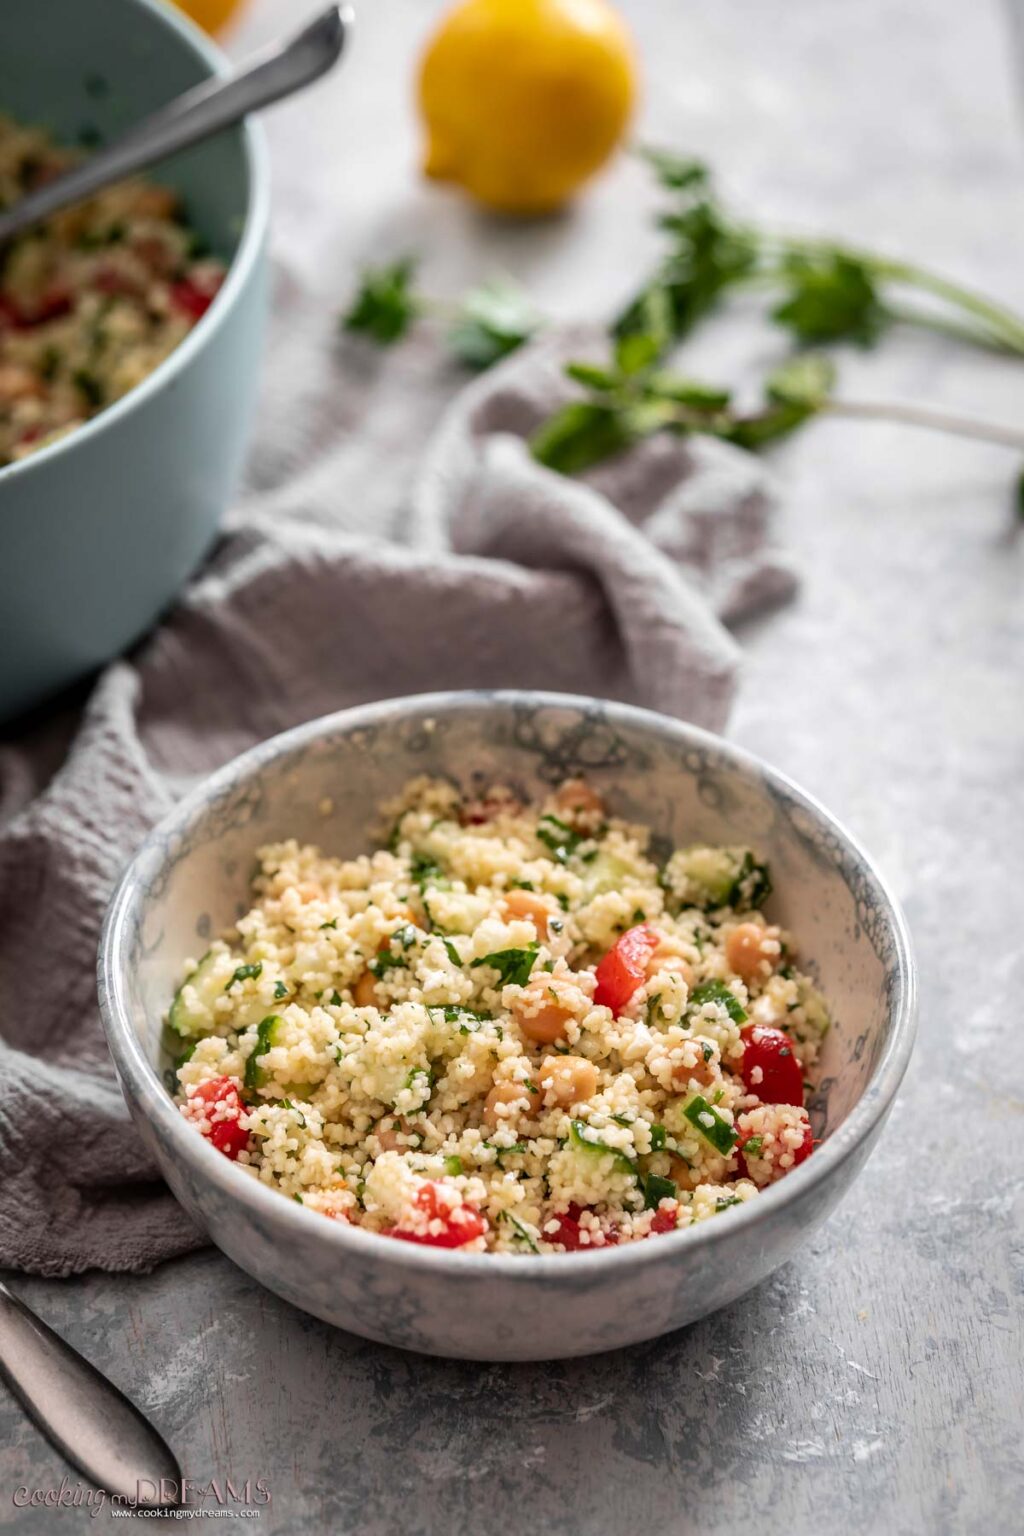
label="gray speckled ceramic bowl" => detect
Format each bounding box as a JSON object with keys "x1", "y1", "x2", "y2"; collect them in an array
[{"x1": 98, "y1": 692, "x2": 916, "y2": 1361}]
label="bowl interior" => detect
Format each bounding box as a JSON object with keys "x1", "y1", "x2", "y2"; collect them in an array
[
  {"x1": 115, "y1": 694, "x2": 906, "y2": 1148},
  {"x1": 0, "y1": 0, "x2": 251, "y2": 263}
]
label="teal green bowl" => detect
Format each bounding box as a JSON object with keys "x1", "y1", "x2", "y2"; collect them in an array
[{"x1": 0, "y1": 0, "x2": 269, "y2": 723}]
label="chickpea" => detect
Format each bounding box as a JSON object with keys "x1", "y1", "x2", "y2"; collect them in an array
[
  {"x1": 501, "y1": 889, "x2": 552, "y2": 939},
  {"x1": 539, "y1": 1054, "x2": 598, "y2": 1106},
  {"x1": 483, "y1": 1080, "x2": 542, "y2": 1129},
  {"x1": 671, "y1": 1048, "x2": 718, "y2": 1091},
  {"x1": 352, "y1": 971, "x2": 378, "y2": 1008},
  {"x1": 649, "y1": 949, "x2": 694, "y2": 989},
  {"x1": 0, "y1": 365, "x2": 43, "y2": 404},
  {"x1": 725, "y1": 922, "x2": 779, "y2": 982},
  {"x1": 513, "y1": 998, "x2": 575, "y2": 1045},
  {"x1": 553, "y1": 778, "x2": 605, "y2": 826},
  {"x1": 130, "y1": 182, "x2": 179, "y2": 220},
  {"x1": 669, "y1": 1155, "x2": 703, "y2": 1193}
]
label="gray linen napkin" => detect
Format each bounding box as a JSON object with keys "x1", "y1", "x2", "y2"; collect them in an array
[{"x1": 0, "y1": 285, "x2": 796, "y2": 1276}]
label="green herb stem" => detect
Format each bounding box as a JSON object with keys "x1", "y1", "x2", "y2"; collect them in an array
[{"x1": 822, "y1": 397, "x2": 1024, "y2": 451}]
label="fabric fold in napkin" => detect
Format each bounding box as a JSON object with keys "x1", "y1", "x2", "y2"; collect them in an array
[{"x1": 0, "y1": 291, "x2": 796, "y2": 1276}]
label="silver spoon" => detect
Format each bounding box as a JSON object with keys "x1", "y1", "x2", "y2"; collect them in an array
[
  {"x1": 0, "y1": 1281, "x2": 181, "y2": 1505},
  {"x1": 0, "y1": 3, "x2": 352, "y2": 246}
]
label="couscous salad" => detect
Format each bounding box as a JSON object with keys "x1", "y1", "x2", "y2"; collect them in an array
[
  {"x1": 0, "y1": 114, "x2": 225, "y2": 466},
  {"x1": 170, "y1": 777, "x2": 830, "y2": 1254}
]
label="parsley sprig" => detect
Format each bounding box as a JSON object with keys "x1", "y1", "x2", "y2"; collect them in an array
[
  {"x1": 342, "y1": 262, "x2": 540, "y2": 370},
  {"x1": 620, "y1": 149, "x2": 1024, "y2": 360},
  {"x1": 533, "y1": 152, "x2": 1024, "y2": 483}
]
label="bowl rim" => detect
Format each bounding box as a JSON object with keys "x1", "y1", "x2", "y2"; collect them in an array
[
  {"x1": 98, "y1": 689, "x2": 918, "y2": 1279},
  {"x1": 0, "y1": 0, "x2": 270, "y2": 487}
]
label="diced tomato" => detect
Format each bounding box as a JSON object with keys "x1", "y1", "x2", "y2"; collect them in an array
[
  {"x1": 548, "y1": 1203, "x2": 586, "y2": 1250},
  {"x1": 0, "y1": 287, "x2": 71, "y2": 328},
  {"x1": 547, "y1": 1203, "x2": 618, "y2": 1251},
  {"x1": 92, "y1": 264, "x2": 140, "y2": 298},
  {"x1": 792, "y1": 1121, "x2": 814, "y2": 1166},
  {"x1": 169, "y1": 273, "x2": 222, "y2": 322},
  {"x1": 188, "y1": 1076, "x2": 249, "y2": 1160},
  {"x1": 650, "y1": 1207, "x2": 677, "y2": 1235},
  {"x1": 594, "y1": 923, "x2": 659, "y2": 1015},
  {"x1": 384, "y1": 1182, "x2": 487, "y2": 1249},
  {"x1": 458, "y1": 786, "x2": 522, "y2": 826},
  {"x1": 32, "y1": 287, "x2": 72, "y2": 324},
  {"x1": 0, "y1": 296, "x2": 24, "y2": 329},
  {"x1": 738, "y1": 1025, "x2": 804, "y2": 1106}
]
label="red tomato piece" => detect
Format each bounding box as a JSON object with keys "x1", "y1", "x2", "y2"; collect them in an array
[
  {"x1": 0, "y1": 288, "x2": 71, "y2": 328},
  {"x1": 792, "y1": 1121, "x2": 814, "y2": 1166},
  {"x1": 594, "y1": 924, "x2": 659, "y2": 1015},
  {"x1": 32, "y1": 287, "x2": 73, "y2": 324},
  {"x1": 190, "y1": 1076, "x2": 249, "y2": 1160},
  {"x1": 169, "y1": 274, "x2": 222, "y2": 322},
  {"x1": 739, "y1": 1025, "x2": 804, "y2": 1106},
  {"x1": 547, "y1": 1203, "x2": 618, "y2": 1251},
  {"x1": 384, "y1": 1182, "x2": 487, "y2": 1248},
  {"x1": 650, "y1": 1208, "x2": 677, "y2": 1235},
  {"x1": 0, "y1": 295, "x2": 25, "y2": 329}
]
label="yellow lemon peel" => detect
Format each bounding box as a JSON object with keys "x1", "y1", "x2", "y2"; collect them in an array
[{"x1": 418, "y1": 0, "x2": 638, "y2": 216}]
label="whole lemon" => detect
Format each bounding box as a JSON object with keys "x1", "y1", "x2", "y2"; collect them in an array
[
  {"x1": 418, "y1": 0, "x2": 638, "y2": 215},
  {"x1": 169, "y1": 0, "x2": 247, "y2": 36}
]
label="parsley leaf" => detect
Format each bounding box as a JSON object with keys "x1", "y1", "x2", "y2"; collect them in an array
[
  {"x1": 688, "y1": 980, "x2": 748, "y2": 1024},
  {"x1": 410, "y1": 851, "x2": 444, "y2": 891},
  {"x1": 470, "y1": 944, "x2": 539, "y2": 988},
  {"x1": 342, "y1": 258, "x2": 421, "y2": 344},
  {"x1": 226, "y1": 962, "x2": 262, "y2": 990},
  {"x1": 536, "y1": 813, "x2": 583, "y2": 863},
  {"x1": 530, "y1": 400, "x2": 640, "y2": 476},
  {"x1": 771, "y1": 252, "x2": 885, "y2": 347},
  {"x1": 447, "y1": 278, "x2": 539, "y2": 370}
]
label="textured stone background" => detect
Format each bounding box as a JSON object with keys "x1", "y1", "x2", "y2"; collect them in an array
[{"x1": 2, "y1": 0, "x2": 1023, "y2": 1531}]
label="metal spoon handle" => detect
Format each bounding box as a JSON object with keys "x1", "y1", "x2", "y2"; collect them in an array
[
  {"x1": 0, "y1": 1281, "x2": 181, "y2": 1504},
  {"x1": 0, "y1": 3, "x2": 351, "y2": 245}
]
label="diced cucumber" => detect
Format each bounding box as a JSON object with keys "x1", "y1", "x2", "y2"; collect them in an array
[
  {"x1": 578, "y1": 849, "x2": 639, "y2": 903},
  {"x1": 642, "y1": 1173, "x2": 677, "y2": 1209},
  {"x1": 168, "y1": 950, "x2": 222, "y2": 1038},
  {"x1": 568, "y1": 1119, "x2": 637, "y2": 1178},
  {"x1": 797, "y1": 978, "x2": 831, "y2": 1038},
  {"x1": 664, "y1": 846, "x2": 771, "y2": 912},
  {"x1": 682, "y1": 1094, "x2": 737, "y2": 1156}
]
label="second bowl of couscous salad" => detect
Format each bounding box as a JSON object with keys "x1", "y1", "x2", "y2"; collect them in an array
[
  {"x1": 100, "y1": 692, "x2": 917, "y2": 1359},
  {"x1": 0, "y1": 0, "x2": 269, "y2": 722}
]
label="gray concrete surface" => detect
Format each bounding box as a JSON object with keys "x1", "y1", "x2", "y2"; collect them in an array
[{"x1": 3, "y1": 0, "x2": 1023, "y2": 1530}]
